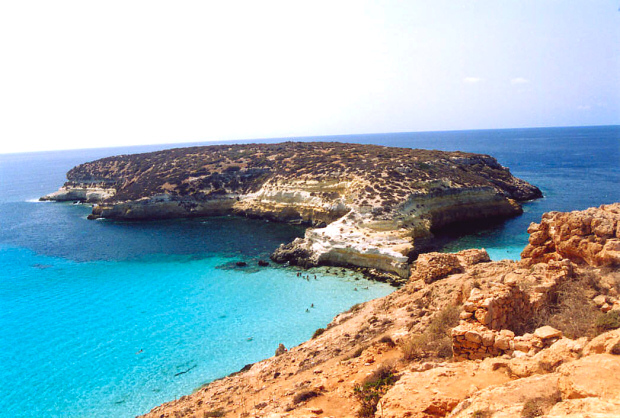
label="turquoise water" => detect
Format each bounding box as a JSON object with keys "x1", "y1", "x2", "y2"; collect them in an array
[
  {"x1": 0, "y1": 126, "x2": 618, "y2": 417},
  {"x1": 1, "y1": 244, "x2": 390, "y2": 417}
]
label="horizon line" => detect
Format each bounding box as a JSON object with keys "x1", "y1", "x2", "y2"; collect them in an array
[{"x1": 1, "y1": 123, "x2": 618, "y2": 156}]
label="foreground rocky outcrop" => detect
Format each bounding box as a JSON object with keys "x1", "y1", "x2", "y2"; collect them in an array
[
  {"x1": 522, "y1": 203, "x2": 620, "y2": 267},
  {"x1": 41, "y1": 142, "x2": 541, "y2": 277},
  {"x1": 139, "y1": 204, "x2": 620, "y2": 418}
]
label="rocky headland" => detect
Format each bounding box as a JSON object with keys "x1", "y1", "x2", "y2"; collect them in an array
[
  {"x1": 41, "y1": 142, "x2": 541, "y2": 278},
  {"x1": 140, "y1": 204, "x2": 620, "y2": 418}
]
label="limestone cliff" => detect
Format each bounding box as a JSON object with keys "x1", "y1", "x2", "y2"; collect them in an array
[
  {"x1": 41, "y1": 142, "x2": 541, "y2": 277},
  {"x1": 139, "y1": 204, "x2": 620, "y2": 418}
]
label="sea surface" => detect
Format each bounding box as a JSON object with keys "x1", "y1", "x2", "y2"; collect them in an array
[{"x1": 0, "y1": 125, "x2": 618, "y2": 417}]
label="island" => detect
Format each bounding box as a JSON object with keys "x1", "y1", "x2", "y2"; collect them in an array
[{"x1": 41, "y1": 142, "x2": 541, "y2": 280}]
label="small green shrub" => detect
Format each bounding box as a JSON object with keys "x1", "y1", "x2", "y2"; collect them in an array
[
  {"x1": 347, "y1": 346, "x2": 365, "y2": 359},
  {"x1": 520, "y1": 391, "x2": 561, "y2": 418},
  {"x1": 312, "y1": 328, "x2": 325, "y2": 339},
  {"x1": 353, "y1": 365, "x2": 398, "y2": 417},
  {"x1": 347, "y1": 303, "x2": 363, "y2": 313},
  {"x1": 533, "y1": 275, "x2": 600, "y2": 339},
  {"x1": 427, "y1": 305, "x2": 461, "y2": 338},
  {"x1": 401, "y1": 305, "x2": 460, "y2": 360},
  {"x1": 521, "y1": 398, "x2": 544, "y2": 417},
  {"x1": 378, "y1": 335, "x2": 396, "y2": 347},
  {"x1": 595, "y1": 310, "x2": 620, "y2": 334},
  {"x1": 401, "y1": 333, "x2": 428, "y2": 361}
]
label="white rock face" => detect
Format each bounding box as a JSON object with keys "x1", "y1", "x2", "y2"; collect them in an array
[
  {"x1": 46, "y1": 179, "x2": 523, "y2": 278},
  {"x1": 304, "y1": 212, "x2": 411, "y2": 277},
  {"x1": 40, "y1": 186, "x2": 116, "y2": 202}
]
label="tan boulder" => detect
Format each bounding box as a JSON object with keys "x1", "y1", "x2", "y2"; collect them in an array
[
  {"x1": 532, "y1": 337, "x2": 586, "y2": 368},
  {"x1": 465, "y1": 330, "x2": 482, "y2": 344},
  {"x1": 594, "y1": 294, "x2": 608, "y2": 307},
  {"x1": 557, "y1": 354, "x2": 620, "y2": 400},
  {"x1": 494, "y1": 336, "x2": 510, "y2": 351},
  {"x1": 547, "y1": 398, "x2": 620, "y2": 417},
  {"x1": 378, "y1": 361, "x2": 511, "y2": 418},
  {"x1": 449, "y1": 374, "x2": 561, "y2": 418},
  {"x1": 584, "y1": 328, "x2": 620, "y2": 355},
  {"x1": 507, "y1": 337, "x2": 586, "y2": 378},
  {"x1": 481, "y1": 332, "x2": 495, "y2": 347},
  {"x1": 534, "y1": 325, "x2": 563, "y2": 340},
  {"x1": 601, "y1": 239, "x2": 620, "y2": 265}
]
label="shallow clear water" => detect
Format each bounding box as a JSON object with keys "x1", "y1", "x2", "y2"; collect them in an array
[
  {"x1": 0, "y1": 244, "x2": 390, "y2": 417},
  {"x1": 0, "y1": 125, "x2": 618, "y2": 417}
]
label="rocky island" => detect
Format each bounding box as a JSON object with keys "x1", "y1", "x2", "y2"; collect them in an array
[{"x1": 41, "y1": 142, "x2": 541, "y2": 278}]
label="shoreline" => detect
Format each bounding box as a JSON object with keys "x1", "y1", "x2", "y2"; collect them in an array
[
  {"x1": 139, "y1": 203, "x2": 620, "y2": 418},
  {"x1": 41, "y1": 142, "x2": 542, "y2": 279}
]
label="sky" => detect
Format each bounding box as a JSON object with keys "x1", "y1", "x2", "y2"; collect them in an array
[{"x1": 0, "y1": 1, "x2": 618, "y2": 154}]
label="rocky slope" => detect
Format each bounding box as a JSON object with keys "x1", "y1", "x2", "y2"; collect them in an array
[
  {"x1": 139, "y1": 204, "x2": 620, "y2": 418},
  {"x1": 41, "y1": 142, "x2": 541, "y2": 278}
]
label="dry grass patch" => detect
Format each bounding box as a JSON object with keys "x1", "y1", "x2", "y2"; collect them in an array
[
  {"x1": 520, "y1": 392, "x2": 561, "y2": 418},
  {"x1": 346, "y1": 345, "x2": 366, "y2": 360},
  {"x1": 203, "y1": 409, "x2": 226, "y2": 417},
  {"x1": 401, "y1": 305, "x2": 461, "y2": 360},
  {"x1": 292, "y1": 389, "x2": 320, "y2": 405},
  {"x1": 533, "y1": 273, "x2": 601, "y2": 339}
]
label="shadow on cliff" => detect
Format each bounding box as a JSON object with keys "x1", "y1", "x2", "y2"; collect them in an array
[{"x1": 424, "y1": 216, "x2": 513, "y2": 253}]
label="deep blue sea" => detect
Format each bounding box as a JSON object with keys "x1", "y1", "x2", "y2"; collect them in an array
[{"x1": 0, "y1": 126, "x2": 618, "y2": 417}]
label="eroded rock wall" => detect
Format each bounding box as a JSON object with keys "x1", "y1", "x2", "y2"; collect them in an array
[
  {"x1": 522, "y1": 203, "x2": 620, "y2": 267},
  {"x1": 449, "y1": 204, "x2": 620, "y2": 362}
]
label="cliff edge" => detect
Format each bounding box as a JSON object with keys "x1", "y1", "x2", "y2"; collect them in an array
[
  {"x1": 139, "y1": 204, "x2": 620, "y2": 418},
  {"x1": 41, "y1": 142, "x2": 541, "y2": 277}
]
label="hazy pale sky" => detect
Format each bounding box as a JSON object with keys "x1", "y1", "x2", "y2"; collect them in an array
[{"x1": 0, "y1": 1, "x2": 618, "y2": 153}]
